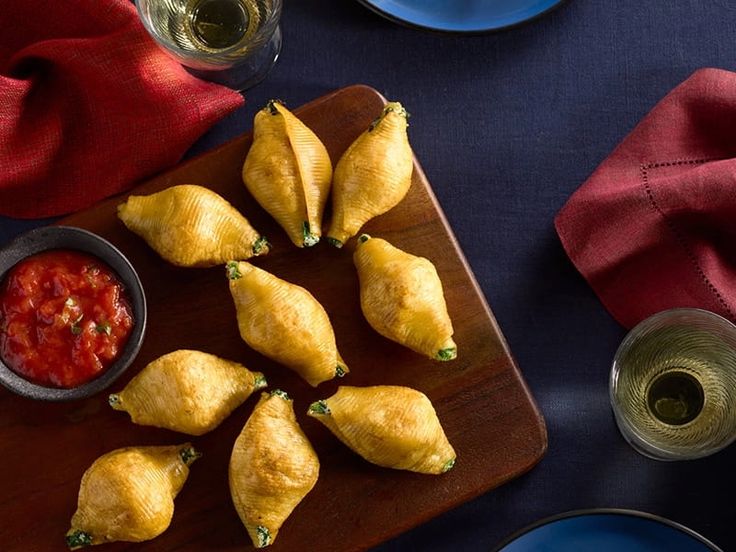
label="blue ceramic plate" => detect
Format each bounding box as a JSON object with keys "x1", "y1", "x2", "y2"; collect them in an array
[
  {"x1": 493, "y1": 510, "x2": 723, "y2": 552},
  {"x1": 356, "y1": 0, "x2": 566, "y2": 33}
]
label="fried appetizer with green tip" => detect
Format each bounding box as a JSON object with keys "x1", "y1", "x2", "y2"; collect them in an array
[
  {"x1": 118, "y1": 184, "x2": 269, "y2": 267},
  {"x1": 308, "y1": 385, "x2": 455, "y2": 475},
  {"x1": 226, "y1": 261, "x2": 348, "y2": 386},
  {"x1": 326, "y1": 102, "x2": 413, "y2": 247},
  {"x1": 353, "y1": 235, "x2": 456, "y2": 361},
  {"x1": 66, "y1": 444, "x2": 200, "y2": 549},
  {"x1": 109, "y1": 349, "x2": 267, "y2": 436},
  {"x1": 243, "y1": 100, "x2": 332, "y2": 247},
  {"x1": 230, "y1": 390, "x2": 320, "y2": 548}
]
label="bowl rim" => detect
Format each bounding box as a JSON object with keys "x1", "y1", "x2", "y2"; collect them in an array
[
  {"x1": 0, "y1": 225, "x2": 147, "y2": 401},
  {"x1": 491, "y1": 508, "x2": 723, "y2": 552},
  {"x1": 354, "y1": 0, "x2": 568, "y2": 35}
]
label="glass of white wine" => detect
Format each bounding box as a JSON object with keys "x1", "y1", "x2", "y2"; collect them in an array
[
  {"x1": 136, "y1": 0, "x2": 282, "y2": 90},
  {"x1": 610, "y1": 308, "x2": 736, "y2": 461}
]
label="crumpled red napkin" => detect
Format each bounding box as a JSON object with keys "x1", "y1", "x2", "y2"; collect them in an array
[
  {"x1": 555, "y1": 68, "x2": 736, "y2": 329},
  {"x1": 0, "y1": 0, "x2": 244, "y2": 218}
]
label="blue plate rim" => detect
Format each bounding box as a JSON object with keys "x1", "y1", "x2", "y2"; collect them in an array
[
  {"x1": 490, "y1": 508, "x2": 724, "y2": 552},
  {"x1": 354, "y1": 0, "x2": 569, "y2": 34}
]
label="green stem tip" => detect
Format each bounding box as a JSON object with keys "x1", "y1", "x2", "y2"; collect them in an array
[
  {"x1": 253, "y1": 236, "x2": 270, "y2": 256},
  {"x1": 335, "y1": 365, "x2": 346, "y2": 378},
  {"x1": 254, "y1": 373, "x2": 268, "y2": 390},
  {"x1": 308, "y1": 400, "x2": 330, "y2": 416},
  {"x1": 265, "y1": 99, "x2": 284, "y2": 115},
  {"x1": 369, "y1": 103, "x2": 410, "y2": 131},
  {"x1": 180, "y1": 446, "x2": 202, "y2": 466},
  {"x1": 442, "y1": 458, "x2": 456, "y2": 473},
  {"x1": 326, "y1": 237, "x2": 343, "y2": 249},
  {"x1": 66, "y1": 530, "x2": 93, "y2": 549},
  {"x1": 256, "y1": 525, "x2": 271, "y2": 548},
  {"x1": 358, "y1": 234, "x2": 371, "y2": 244},
  {"x1": 436, "y1": 347, "x2": 457, "y2": 361},
  {"x1": 269, "y1": 389, "x2": 291, "y2": 401},
  {"x1": 226, "y1": 261, "x2": 242, "y2": 280},
  {"x1": 108, "y1": 394, "x2": 122, "y2": 409},
  {"x1": 302, "y1": 221, "x2": 319, "y2": 247},
  {"x1": 384, "y1": 103, "x2": 409, "y2": 119}
]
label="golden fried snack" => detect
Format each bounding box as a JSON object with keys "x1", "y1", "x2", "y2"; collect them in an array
[
  {"x1": 243, "y1": 100, "x2": 332, "y2": 247},
  {"x1": 118, "y1": 184, "x2": 269, "y2": 267},
  {"x1": 66, "y1": 444, "x2": 200, "y2": 549},
  {"x1": 353, "y1": 235, "x2": 456, "y2": 361},
  {"x1": 229, "y1": 390, "x2": 319, "y2": 548},
  {"x1": 308, "y1": 385, "x2": 455, "y2": 475},
  {"x1": 327, "y1": 102, "x2": 413, "y2": 247},
  {"x1": 109, "y1": 349, "x2": 266, "y2": 435},
  {"x1": 226, "y1": 261, "x2": 348, "y2": 386}
]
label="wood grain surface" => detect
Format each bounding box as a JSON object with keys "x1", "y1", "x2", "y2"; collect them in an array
[{"x1": 0, "y1": 85, "x2": 547, "y2": 552}]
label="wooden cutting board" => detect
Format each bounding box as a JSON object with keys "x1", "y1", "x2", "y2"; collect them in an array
[{"x1": 0, "y1": 85, "x2": 546, "y2": 552}]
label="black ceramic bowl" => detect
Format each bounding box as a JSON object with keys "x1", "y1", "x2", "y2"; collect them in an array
[{"x1": 0, "y1": 226, "x2": 146, "y2": 401}]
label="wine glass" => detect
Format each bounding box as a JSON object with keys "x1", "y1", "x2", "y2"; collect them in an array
[
  {"x1": 610, "y1": 308, "x2": 736, "y2": 460},
  {"x1": 136, "y1": 0, "x2": 282, "y2": 91}
]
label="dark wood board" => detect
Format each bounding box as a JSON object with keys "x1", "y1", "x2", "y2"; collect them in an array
[{"x1": 0, "y1": 85, "x2": 547, "y2": 552}]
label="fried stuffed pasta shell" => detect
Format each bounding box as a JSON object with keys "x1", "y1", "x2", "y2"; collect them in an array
[
  {"x1": 308, "y1": 385, "x2": 455, "y2": 475},
  {"x1": 243, "y1": 100, "x2": 332, "y2": 247},
  {"x1": 353, "y1": 235, "x2": 456, "y2": 361},
  {"x1": 326, "y1": 102, "x2": 413, "y2": 247},
  {"x1": 226, "y1": 261, "x2": 348, "y2": 386},
  {"x1": 118, "y1": 184, "x2": 269, "y2": 267},
  {"x1": 230, "y1": 390, "x2": 320, "y2": 548},
  {"x1": 66, "y1": 444, "x2": 200, "y2": 549},
  {"x1": 109, "y1": 349, "x2": 267, "y2": 436}
]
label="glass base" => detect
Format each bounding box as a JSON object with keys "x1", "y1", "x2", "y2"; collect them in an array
[{"x1": 183, "y1": 25, "x2": 282, "y2": 91}]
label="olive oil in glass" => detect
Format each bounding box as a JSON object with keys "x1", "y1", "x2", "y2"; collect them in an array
[
  {"x1": 136, "y1": 0, "x2": 281, "y2": 89},
  {"x1": 610, "y1": 309, "x2": 736, "y2": 460}
]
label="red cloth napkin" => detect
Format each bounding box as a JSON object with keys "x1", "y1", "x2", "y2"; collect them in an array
[
  {"x1": 0, "y1": 0, "x2": 244, "y2": 218},
  {"x1": 555, "y1": 68, "x2": 736, "y2": 329}
]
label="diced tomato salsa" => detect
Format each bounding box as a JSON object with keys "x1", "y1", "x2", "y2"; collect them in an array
[{"x1": 0, "y1": 250, "x2": 134, "y2": 388}]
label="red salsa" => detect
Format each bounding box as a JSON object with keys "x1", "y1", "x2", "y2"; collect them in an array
[{"x1": 0, "y1": 250, "x2": 134, "y2": 388}]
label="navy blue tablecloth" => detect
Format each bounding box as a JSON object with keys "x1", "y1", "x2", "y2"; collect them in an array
[{"x1": 2, "y1": 1, "x2": 735, "y2": 549}]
